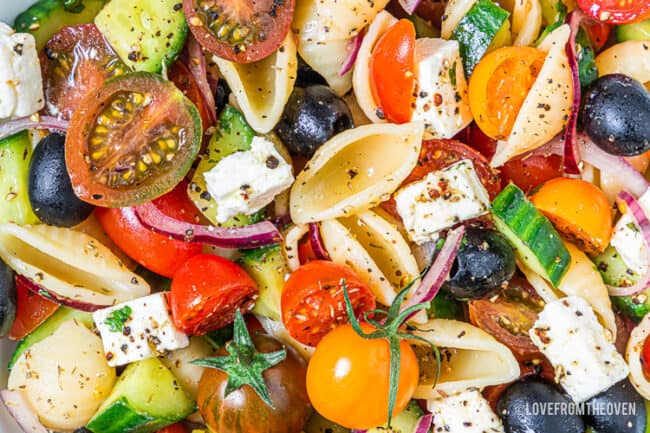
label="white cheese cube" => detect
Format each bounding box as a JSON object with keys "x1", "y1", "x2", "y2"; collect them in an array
[
  {"x1": 427, "y1": 389, "x2": 505, "y2": 433},
  {"x1": 394, "y1": 159, "x2": 490, "y2": 244},
  {"x1": 203, "y1": 136, "x2": 294, "y2": 223},
  {"x1": 411, "y1": 38, "x2": 473, "y2": 139},
  {"x1": 529, "y1": 296, "x2": 629, "y2": 403},
  {"x1": 610, "y1": 188, "x2": 650, "y2": 275},
  {"x1": 93, "y1": 293, "x2": 189, "y2": 367},
  {"x1": 0, "y1": 22, "x2": 44, "y2": 119}
]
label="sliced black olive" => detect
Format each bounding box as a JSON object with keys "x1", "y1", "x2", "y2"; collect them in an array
[
  {"x1": 584, "y1": 379, "x2": 646, "y2": 433},
  {"x1": 214, "y1": 78, "x2": 231, "y2": 115},
  {"x1": 296, "y1": 56, "x2": 327, "y2": 87},
  {"x1": 582, "y1": 74, "x2": 650, "y2": 156},
  {"x1": 442, "y1": 228, "x2": 516, "y2": 299},
  {"x1": 28, "y1": 133, "x2": 94, "y2": 227},
  {"x1": 274, "y1": 85, "x2": 354, "y2": 158},
  {"x1": 0, "y1": 257, "x2": 16, "y2": 337}
]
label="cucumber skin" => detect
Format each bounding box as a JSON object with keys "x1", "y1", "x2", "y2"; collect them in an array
[
  {"x1": 239, "y1": 244, "x2": 288, "y2": 322},
  {"x1": 0, "y1": 132, "x2": 38, "y2": 226},
  {"x1": 86, "y1": 398, "x2": 170, "y2": 433},
  {"x1": 616, "y1": 19, "x2": 650, "y2": 42}
]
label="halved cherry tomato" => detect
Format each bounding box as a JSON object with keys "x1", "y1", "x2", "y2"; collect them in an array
[
  {"x1": 66, "y1": 72, "x2": 202, "y2": 207},
  {"x1": 168, "y1": 60, "x2": 213, "y2": 130},
  {"x1": 297, "y1": 236, "x2": 318, "y2": 264},
  {"x1": 183, "y1": 0, "x2": 295, "y2": 63},
  {"x1": 95, "y1": 180, "x2": 203, "y2": 278},
  {"x1": 583, "y1": 19, "x2": 611, "y2": 51},
  {"x1": 469, "y1": 47, "x2": 546, "y2": 140},
  {"x1": 169, "y1": 254, "x2": 258, "y2": 335},
  {"x1": 529, "y1": 178, "x2": 612, "y2": 255},
  {"x1": 642, "y1": 335, "x2": 650, "y2": 380},
  {"x1": 306, "y1": 322, "x2": 419, "y2": 429},
  {"x1": 41, "y1": 24, "x2": 126, "y2": 121},
  {"x1": 155, "y1": 423, "x2": 187, "y2": 433},
  {"x1": 369, "y1": 19, "x2": 416, "y2": 123},
  {"x1": 7, "y1": 277, "x2": 58, "y2": 341},
  {"x1": 577, "y1": 0, "x2": 650, "y2": 24},
  {"x1": 282, "y1": 261, "x2": 375, "y2": 347}
]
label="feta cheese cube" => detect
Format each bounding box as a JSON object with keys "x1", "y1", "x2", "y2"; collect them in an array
[
  {"x1": 93, "y1": 293, "x2": 189, "y2": 367},
  {"x1": 427, "y1": 389, "x2": 505, "y2": 433},
  {"x1": 529, "y1": 296, "x2": 629, "y2": 403},
  {"x1": 610, "y1": 188, "x2": 650, "y2": 275},
  {"x1": 411, "y1": 38, "x2": 473, "y2": 139},
  {"x1": 394, "y1": 159, "x2": 490, "y2": 244},
  {"x1": 0, "y1": 22, "x2": 44, "y2": 119},
  {"x1": 203, "y1": 136, "x2": 294, "y2": 223}
]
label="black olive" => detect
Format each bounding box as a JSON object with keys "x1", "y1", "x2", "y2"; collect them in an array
[
  {"x1": 498, "y1": 378, "x2": 585, "y2": 433},
  {"x1": 442, "y1": 228, "x2": 516, "y2": 299},
  {"x1": 274, "y1": 85, "x2": 354, "y2": 158},
  {"x1": 0, "y1": 257, "x2": 16, "y2": 337},
  {"x1": 214, "y1": 78, "x2": 231, "y2": 114},
  {"x1": 582, "y1": 74, "x2": 650, "y2": 156},
  {"x1": 296, "y1": 56, "x2": 327, "y2": 87},
  {"x1": 584, "y1": 379, "x2": 646, "y2": 433},
  {"x1": 28, "y1": 133, "x2": 94, "y2": 227}
]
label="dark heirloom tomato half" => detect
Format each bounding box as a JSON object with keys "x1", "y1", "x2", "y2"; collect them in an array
[
  {"x1": 66, "y1": 72, "x2": 202, "y2": 207},
  {"x1": 168, "y1": 60, "x2": 214, "y2": 129},
  {"x1": 183, "y1": 0, "x2": 295, "y2": 63}
]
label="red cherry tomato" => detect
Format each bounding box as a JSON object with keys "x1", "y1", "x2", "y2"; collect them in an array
[
  {"x1": 298, "y1": 236, "x2": 318, "y2": 264},
  {"x1": 8, "y1": 277, "x2": 59, "y2": 341},
  {"x1": 642, "y1": 334, "x2": 650, "y2": 380},
  {"x1": 155, "y1": 423, "x2": 187, "y2": 433},
  {"x1": 500, "y1": 154, "x2": 563, "y2": 193},
  {"x1": 577, "y1": 0, "x2": 650, "y2": 24}
]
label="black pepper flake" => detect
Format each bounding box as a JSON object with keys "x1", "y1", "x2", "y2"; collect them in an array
[
  {"x1": 173, "y1": 2, "x2": 182, "y2": 10},
  {"x1": 375, "y1": 108, "x2": 386, "y2": 120},
  {"x1": 13, "y1": 43, "x2": 23, "y2": 56},
  {"x1": 265, "y1": 155, "x2": 280, "y2": 169}
]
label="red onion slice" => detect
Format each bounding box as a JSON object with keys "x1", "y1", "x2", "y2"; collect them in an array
[
  {"x1": 308, "y1": 223, "x2": 330, "y2": 260},
  {"x1": 17, "y1": 274, "x2": 109, "y2": 312},
  {"x1": 399, "y1": 0, "x2": 422, "y2": 15},
  {"x1": 134, "y1": 201, "x2": 281, "y2": 249},
  {"x1": 1, "y1": 389, "x2": 48, "y2": 433},
  {"x1": 0, "y1": 116, "x2": 69, "y2": 141},
  {"x1": 339, "y1": 29, "x2": 366, "y2": 77},
  {"x1": 607, "y1": 191, "x2": 650, "y2": 297},
  {"x1": 184, "y1": 35, "x2": 217, "y2": 126},
  {"x1": 414, "y1": 413, "x2": 433, "y2": 433}
]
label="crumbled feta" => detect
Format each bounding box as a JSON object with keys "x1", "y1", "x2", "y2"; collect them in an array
[
  {"x1": 93, "y1": 293, "x2": 189, "y2": 367},
  {"x1": 427, "y1": 389, "x2": 505, "y2": 433},
  {"x1": 529, "y1": 296, "x2": 629, "y2": 403},
  {"x1": 610, "y1": 188, "x2": 650, "y2": 275},
  {"x1": 0, "y1": 22, "x2": 44, "y2": 119},
  {"x1": 203, "y1": 136, "x2": 294, "y2": 223},
  {"x1": 411, "y1": 38, "x2": 473, "y2": 139},
  {"x1": 394, "y1": 159, "x2": 490, "y2": 244}
]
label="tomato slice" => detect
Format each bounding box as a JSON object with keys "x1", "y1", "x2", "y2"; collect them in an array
[
  {"x1": 168, "y1": 60, "x2": 214, "y2": 130},
  {"x1": 642, "y1": 334, "x2": 650, "y2": 380},
  {"x1": 66, "y1": 72, "x2": 202, "y2": 207},
  {"x1": 169, "y1": 254, "x2": 259, "y2": 335},
  {"x1": 155, "y1": 423, "x2": 187, "y2": 433},
  {"x1": 577, "y1": 0, "x2": 650, "y2": 24},
  {"x1": 282, "y1": 261, "x2": 376, "y2": 347},
  {"x1": 7, "y1": 276, "x2": 59, "y2": 341},
  {"x1": 183, "y1": 0, "x2": 295, "y2": 63},
  {"x1": 369, "y1": 19, "x2": 416, "y2": 123}
]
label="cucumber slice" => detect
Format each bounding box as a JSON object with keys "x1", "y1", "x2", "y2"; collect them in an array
[
  {"x1": 14, "y1": 0, "x2": 107, "y2": 50},
  {"x1": 450, "y1": 0, "x2": 509, "y2": 76},
  {"x1": 0, "y1": 131, "x2": 38, "y2": 226},
  {"x1": 239, "y1": 245, "x2": 289, "y2": 322},
  {"x1": 9, "y1": 307, "x2": 92, "y2": 369},
  {"x1": 367, "y1": 401, "x2": 424, "y2": 433},
  {"x1": 94, "y1": 0, "x2": 187, "y2": 72},
  {"x1": 616, "y1": 19, "x2": 650, "y2": 42},
  {"x1": 428, "y1": 291, "x2": 465, "y2": 320},
  {"x1": 408, "y1": 15, "x2": 440, "y2": 38},
  {"x1": 492, "y1": 184, "x2": 571, "y2": 287},
  {"x1": 86, "y1": 357, "x2": 195, "y2": 433}
]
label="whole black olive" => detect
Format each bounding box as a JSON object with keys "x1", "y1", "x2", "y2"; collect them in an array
[
  {"x1": 28, "y1": 133, "x2": 94, "y2": 227},
  {"x1": 214, "y1": 78, "x2": 231, "y2": 114},
  {"x1": 442, "y1": 228, "x2": 516, "y2": 299},
  {"x1": 274, "y1": 85, "x2": 354, "y2": 158},
  {"x1": 497, "y1": 379, "x2": 585, "y2": 433},
  {"x1": 0, "y1": 257, "x2": 16, "y2": 337},
  {"x1": 584, "y1": 379, "x2": 646, "y2": 433},
  {"x1": 296, "y1": 56, "x2": 327, "y2": 87},
  {"x1": 582, "y1": 74, "x2": 650, "y2": 156}
]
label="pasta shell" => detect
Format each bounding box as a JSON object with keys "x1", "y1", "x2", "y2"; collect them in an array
[
  {"x1": 298, "y1": 38, "x2": 354, "y2": 96},
  {"x1": 290, "y1": 121, "x2": 424, "y2": 223},
  {"x1": 412, "y1": 319, "x2": 520, "y2": 398},
  {"x1": 595, "y1": 41, "x2": 650, "y2": 86},
  {"x1": 512, "y1": 0, "x2": 542, "y2": 47},
  {"x1": 441, "y1": 0, "x2": 478, "y2": 39},
  {"x1": 626, "y1": 313, "x2": 650, "y2": 400},
  {"x1": 0, "y1": 223, "x2": 150, "y2": 309},
  {"x1": 214, "y1": 34, "x2": 297, "y2": 133}
]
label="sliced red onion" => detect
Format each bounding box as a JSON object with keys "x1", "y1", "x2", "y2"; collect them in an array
[
  {"x1": 134, "y1": 201, "x2": 281, "y2": 249},
  {"x1": 401, "y1": 226, "x2": 465, "y2": 319},
  {"x1": 185, "y1": 35, "x2": 217, "y2": 126},
  {"x1": 414, "y1": 413, "x2": 433, "y2": 433},
  {"x1": 0, "y1": 390, "x2": 48, "y2": 433},
  {"x1": 17, "y1": 274, "x2": 109, "y2": 312},
  {"x1": 607, "y1": 191, "x2": 650, "y2": 297},
  {"x1": 399, "y1": 0, "x2": 422, "y2": 15},
  {"x1": 308, "y1": 223, "x2": 330, "y2": 260},
  {"x1": 339, "y1": 29, "x2": 366, "y2": 77},
  {"x1": 0, "y1": 116, "x2": 69, "y2": 141}
]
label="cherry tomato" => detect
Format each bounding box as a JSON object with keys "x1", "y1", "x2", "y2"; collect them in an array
[
  {"x1": 583, "y1": 19, "x2": 611, "y2": 51},
  {"x1": 369, "y1": 19, "x2": 416, "y2": 123},
  {"x1": 500, "y1": 154, "x2": 563, "y2": 193},
  {"x1": 577, "y1": 0, "x2": 650, "y2": 24},
  {"x1": 641, "y1": 335, "x2": 650, "y2": 380},
  {"x1": 306, "y1": 322, "x2": 419, "y2": 429},
  {"x1": 297, "y1": 236, "x2": 318, "y2": 264},
  {"x1": 469, "y1": 47, "x2": 546, "y2": 140},
  {"x1": 7, "y1": 277, "x2": 58, "y2": 341},
  {"x1": 282, "y1": 261, "x2": 376, "y2": 347},
  {"x1": 183, "y1": 0, "x2": 295, "y2": 63},
  {"x1": 168, "y1": 60, "x2": 214, "y2": 129},
  {"x1": 169, "y1": 254, "x2": 258, "y2": 335},
  {"x1": 529, "y1": 178, "x2": 612, "y2": 255},
  {"x1": 95, "y1": 180, "x2": 203, "y2": 278},
  {"x1": 155, "y1": 423, "x2": 187, "y2": 433}
]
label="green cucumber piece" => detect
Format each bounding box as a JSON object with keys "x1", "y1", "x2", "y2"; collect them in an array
[
  {"x1": 239, "y1": 245, "x2": 288, "y2": 322},
  {"x1": 14, "y1": 0, "x2": 107, "y2": 50},
  {"x1": 94, "y1": 0, "x2": 187, "y2": 72},
  {"x1": 576, "y1": 28, "x2": 598, "y2": 91},
  {"x1": 428, "y1": 291, "x2": 465, "y2": 320},
  {"x1": 304, "y1": 412, "x2": 350, "y2": 433},
  {"x1": 491, "y1": 184, "x2": 571, "y2": 287},
  {"x1": 86, "y1": 357, "x2": 195, "y2": 433},
  {"x1": 450, "y1": 0, "x2": 509, "y2": 76},
  {"x1": 0, "y1": 131, "x2": 38, "y2": 225},
  {"x1": 9, "y1": 307, "x2": 92, "y2": 369},
  {"x1": 408, "y1": 15, "x2": 439, "y2": 38},
  {"x1": 367, "y1": 401, "x2": 424, "y2": 433},
  {"x1": 616, "y1": 19, "x2": 650, "y2": 42}
]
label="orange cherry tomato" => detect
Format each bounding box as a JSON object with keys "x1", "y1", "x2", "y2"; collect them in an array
[
  {"x1": 469, "y1": 47, "x2": 546, "y2": 140},
  {"x1": 155, "y1": 423, "x2": 187, "y2": 433},
  {"x1": 8, "y1": 277, "x2": 59, "y2": 341},
  {"x1": 529, "y1": 178, "x2": 612, "y2": 255},
  {"x1": 306, "y1": 322, "x2": 419, "y2": 429},
  {"x1": 369, "y1": 19, "x2": 416, "y2": 123}
]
